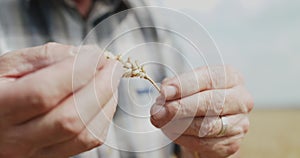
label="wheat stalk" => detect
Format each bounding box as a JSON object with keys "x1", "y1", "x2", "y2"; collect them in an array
[{"x1": 104, "y1": 51, "x2": 161, "y2": 92}]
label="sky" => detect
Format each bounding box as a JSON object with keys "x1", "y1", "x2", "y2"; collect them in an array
[{"x1": 164, "y1": 0, "x2": 300, "y2": 108}]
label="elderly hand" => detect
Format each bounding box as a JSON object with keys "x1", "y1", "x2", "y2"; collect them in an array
[
  {"x1": 151, "y1": 66, "x2": 253, "y2": 158},
  {"x1": 0, "y1": 43, "x2": 122, "y2": 158}
]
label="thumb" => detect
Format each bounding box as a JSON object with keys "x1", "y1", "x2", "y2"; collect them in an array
[{"x1": 0, "y1": 42, "x2": 75, "y2": 78}]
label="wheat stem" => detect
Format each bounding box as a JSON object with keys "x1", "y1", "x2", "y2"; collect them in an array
[{"x1": 144, "y1": 75, "x2": 161, "y2": 92}]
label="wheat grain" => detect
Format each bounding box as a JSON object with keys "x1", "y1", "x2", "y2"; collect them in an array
[{"x1": 104, "y1": 51, "x2": 161, "y2": 92}]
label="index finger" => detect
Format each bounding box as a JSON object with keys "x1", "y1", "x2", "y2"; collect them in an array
[
  {"x1": 161, "y1": 66, "x2": 244, "y2": 101},
  {"x1": 0, "y1": 45, "x2": 109, "y2": 125},
  {"x1": 0, "y1": 42, "x2": 74, "y2": 78}
]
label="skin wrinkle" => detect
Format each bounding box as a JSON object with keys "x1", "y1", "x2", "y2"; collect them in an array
[
  {"x1": 151, "y1": 65, "x2": 252, "y2": 158},
  {"x1": 0, "y1": 0, "x2": 254, "y2": 154},
  {"x1": 200, "y1": 117, "x2": 217, "y2": 137},
  {"x1": 0, "y1": 42, "x2": 125, "y2": 157},
  {"x1": 170, "y1": 114, "x2": 248, "y2": 138},
  {"x1": 18, "y1": 44, "x2": 51, "y2": 77},
  {"x1": 156, "y1": 85, "x2": 249, "y2": 130},
  {"x1": 0, "y1": 43, "x2": 75, "y2": 78}
]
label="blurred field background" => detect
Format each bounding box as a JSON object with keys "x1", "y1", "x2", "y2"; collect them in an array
[
  {"x1": 163, "y1": 0, "x2": 300, "y2": 157},
  {"x1": 241, "y1": 110, "x2": 300, "y2": 158}
]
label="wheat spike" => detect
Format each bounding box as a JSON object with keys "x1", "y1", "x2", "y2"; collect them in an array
[{"x1": 104, "y1": 51, "x2": 161, "y2": 92}]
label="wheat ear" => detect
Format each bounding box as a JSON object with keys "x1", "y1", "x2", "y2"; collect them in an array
[{"x1": 104, "y1": 51, "x2": 161, "y2": 92}]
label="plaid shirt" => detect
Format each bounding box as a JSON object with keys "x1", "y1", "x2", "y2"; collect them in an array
[
  {"x1": 0, "y1": 0, "x2": 187, "y2": 157},
  {"x1": 0, "y1": 0, "x2": 135, "y2": 52}
]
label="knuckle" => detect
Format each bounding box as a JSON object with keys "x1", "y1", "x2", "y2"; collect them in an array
[
  {"x1": 151, "y1": 101, "x2": 179, "y2": 128},
  {"x1": 40, "y1": 42, "x2": 59, "y2": 59},
  {"x1": 210, "y1": 91, "x2": 225, "y2": 115},
  {"x1": 242, "y1": 117, "x2": 250, "y2": 134},
  {"x1": 26, "y1": 85, "x2": 52, "y2": 112},
  {"x1": 211, "y1": 66, "x2": 226, "y2": 89},
  {"x1": 165, "y1": 101, "x2": 179, "y2": 118},
  {"x1": 199, "y1": 117, "x2": 215, "y2": 137},
  {"x1": 235, "y1": 87, "x2": 254, "y2": 113},
  {"x1": 55, "y1": 114, "x2": 81, "y2": 136},
  {"x1": 191, "y1": 119, "x2": 202, "y2": 133},
  {"x1": 245, "y1": 93, "x2": 254, "y2": 112},
  {"x1": 226, "y1": 142, "x2": 240, "y2": 156},
  {"x1": 26, "y1": 92, "x2": 45, "y2": 109},
  {"x1": 150, "y1": 117, "x2": 161, "y2": 128},
  {"x1": 78, "y1": 132, "x2": 103, "y2": 150},
  {"x1": 205, "y1": 73, "x2": 214, "y2": 90},
  {"x1": 202, "y1": 92, "x2": 212, "y2": 114},
  {"x1": 225, "y1": 65, "x2": 245, "y2": 85},
  {"x1": 239, "y1": 88, "x2": 254, "y2": 113},
  {"x1": 196, "y1": 66, "x2": 214, "y2": 89},
  {"x1": 189, "y1": 118, "x2": 202, "y2": 137},
  {"x1": 235, "y1": 117, "x2": 249, "y2": 135}
]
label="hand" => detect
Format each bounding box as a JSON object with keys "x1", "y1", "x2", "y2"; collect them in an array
[
  {"x1": 0, "y1": 43, "x2": 123, "y2": 158},
  {"x1": 150, "y1": 66, "x2": 254, "y2": 158}
]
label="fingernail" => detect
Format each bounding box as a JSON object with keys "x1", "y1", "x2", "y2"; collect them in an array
[
  {"x1": 163, "y1": 86, "x2": 177, "y2": 99},
  {"x1": 150, "y1": 104, "x2": 167, "y2": 120}
]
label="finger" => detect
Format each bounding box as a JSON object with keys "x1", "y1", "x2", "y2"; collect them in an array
[
  {"x1": 21, "y1": 60, "x2": 122, "y2": 149},
  {"x1": 156, "y1": 114, "x2": 249, "y2": 138},
  {"x1": 33, "y1": 94, "x2": 118, "y2": 158},
  {"x1": 85, "y1": 92, "x2": 118, "y2": 143},
  {"x1": 0, "y1": 45, "x2": 108, "y2": 125},
  {"x1": 150, "y1": 86, "x2": 253, "y2": 124},
  {"x1": 34, "y1": 129, "x2": 102, "y2": 158},
  {"x1": 170, "y1": 134, "x2": 244, "y2": 158},
  {"x1": 0, "y1": 43, "x2": 74, "y2": 78},
  {"x1": 160, "y1": 66, "x2": 244, "y2": 101}
]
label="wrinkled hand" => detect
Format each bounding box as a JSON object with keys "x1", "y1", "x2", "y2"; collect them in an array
[
  {"x1": 0, "y1": 43, "x2": 123, "y2": 158},
  {"x1": 151, "y1": 66, "x2": 254, "y2": 158}
]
